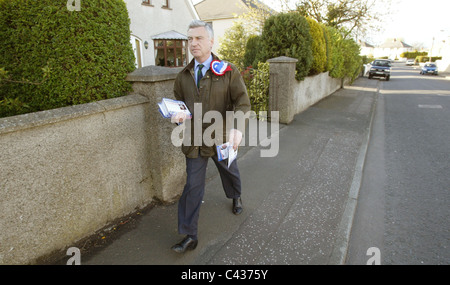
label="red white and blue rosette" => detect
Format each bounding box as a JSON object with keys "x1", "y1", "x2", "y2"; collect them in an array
[{"x1": 210, "y1": 60, "x2": 232, "y2": 76}]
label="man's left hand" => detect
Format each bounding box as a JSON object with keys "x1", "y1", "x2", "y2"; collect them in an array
[{"x1": 229, "y1": 129, "x2": 243, "y2": 150}]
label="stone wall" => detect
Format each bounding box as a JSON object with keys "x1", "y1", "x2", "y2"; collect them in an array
[
  {"x1": 268, "y1": 56, "x2": 344, "y2": 124},
  {"x1": 0, "y1": 66, "x2": 184, "y2": 264},
  {"x1": 0, "y1": 57, "x2": 347, "y2": 264}
]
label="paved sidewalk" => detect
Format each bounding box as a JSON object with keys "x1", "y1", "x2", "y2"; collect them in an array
[{"x1": 82, "y1": 77, "x2": 379, "y2": 265}]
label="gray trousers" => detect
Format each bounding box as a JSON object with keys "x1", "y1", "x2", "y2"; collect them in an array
[{"x1": 177, "y1": 154, "x2": 242, "y2": 238}]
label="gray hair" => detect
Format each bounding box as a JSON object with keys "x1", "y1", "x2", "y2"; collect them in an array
[{"x1": 188, "y1": 20, "x2": 214, "y2": 39}]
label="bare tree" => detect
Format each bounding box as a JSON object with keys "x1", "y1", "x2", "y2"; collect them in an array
[{"x1": 295, "y1": 0, "x2": 391, "y2": 39}]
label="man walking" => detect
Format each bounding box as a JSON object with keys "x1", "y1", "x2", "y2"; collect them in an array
[{"x1": 170, "y1": 20, "x2": 251, "y2": 253}]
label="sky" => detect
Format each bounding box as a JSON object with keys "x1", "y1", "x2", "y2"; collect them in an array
[
  {"x1": 192, "y1": 0, "x2": 450, "y2": 48},
  {"x1": 372, "y1": 0, "x2": 450, "y2": 47}
]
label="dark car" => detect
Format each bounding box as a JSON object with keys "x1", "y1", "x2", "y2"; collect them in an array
[
  {"x1": 368, "y1": 59, "x2": 391, "y2": 81},
  {"x1": 420, "y1": 62, "x2": 438, "y2": 75}
]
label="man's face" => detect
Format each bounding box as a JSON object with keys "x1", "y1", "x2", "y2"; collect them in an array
[{"x1": 187, "y1": 27, "x2": 214, "y2": 63}]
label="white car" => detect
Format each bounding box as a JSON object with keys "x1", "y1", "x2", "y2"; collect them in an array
[{"x1": 406, "y1": 59, "x2": 415, "y2": 66}]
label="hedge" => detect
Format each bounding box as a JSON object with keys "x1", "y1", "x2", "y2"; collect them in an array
[
  {"x1": 326, "y1": 26, "x2": 345, "y2": 79},
  {"x1": 256, "y1": 12, "x2": 313, "y2": 81},
  {"x1": 306, "y1": 17, "x2": 327, "y2": 75},
  {"x1": 243, "y1": 34, "x2": 261, "y2": 68},
  {"x1": 0, "y1": 0, "x2": 136, "y2": 118},
  {"x1": 416, "y1": 56, "x2": 442, "y2": 63},
  {"x1": 400, "y1": 51, "x2": 427, "y2": 59}
]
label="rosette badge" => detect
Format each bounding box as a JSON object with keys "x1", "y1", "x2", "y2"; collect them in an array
[{"x1": 211, "y1": 60, "x2": 232, "y2": 76}]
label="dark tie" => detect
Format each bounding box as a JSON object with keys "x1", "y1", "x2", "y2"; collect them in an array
[{"x1": 197, "y1": 64, "x2": 204, "y2": 88}]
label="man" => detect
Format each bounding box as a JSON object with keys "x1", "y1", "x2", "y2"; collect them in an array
[{"x1": 170, "y1": 20, "x2": 251, "y2": 253}]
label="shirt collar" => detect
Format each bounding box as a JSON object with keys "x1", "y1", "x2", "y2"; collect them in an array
[{"x1": 195, "y1": 54, "x2": 213, "y2": 71}]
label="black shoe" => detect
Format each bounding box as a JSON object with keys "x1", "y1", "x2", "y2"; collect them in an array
[
  {"x1": 171, "y1": 236, "x2": 198, "y2": 253},
  {"x1": 232, "y1": 198, "x2": 243, "y2": 215}
]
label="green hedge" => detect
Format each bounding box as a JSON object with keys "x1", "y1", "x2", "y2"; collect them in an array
[
  {"x1": 401, "y1": 51, "x2": 427, "y2": 59},
  {"x1": 306, "y1": 18, "x2": 327, "y2": 75},
  {"x1": 416, "y1": 56, "x2": 442, "y2": 63},
  {"x1": 254, "y1": 12, "x2": 361, "y2": 82},
  {"x1": 0, "y1": 0, "x2": 136, "y2": 118},
  {"x1": 256, "y1": 12, "x2": 313, "y2": 81},
  {"x1": 341, "y1": 37, "x2": 362, "y2": 82},
  {"x1": 243, "y1": 34, "x2": 261, "y2": 68},
  {"x1": 322, "y1": 23, "x2": 334, "y2": 72},
  {"x1": 326, "y1": 26, "x2": 344, "y2": 78}
]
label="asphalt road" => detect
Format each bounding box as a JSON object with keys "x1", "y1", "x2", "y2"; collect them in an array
[{"x1": 346, "y1": 63, "x2": 450, "y2": 265}]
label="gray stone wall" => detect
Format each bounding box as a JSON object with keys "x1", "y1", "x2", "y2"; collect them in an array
[{"x1": 0, "y1": 66, "x2": 185, "y2": 264}]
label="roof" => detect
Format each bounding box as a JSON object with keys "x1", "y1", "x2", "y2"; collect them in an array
[
  {"x1": 194, "y1": 0, "x2": 273, "y2": 21},
  {"x1": 378, "y1": 38, "x2": 413, "y2": 49},
  {"x1": 358, "y1": 40, "x2": 375, "y2": 48},
  {"x1": 151, "y1": 30, "x2": 188, "y2": 40}
]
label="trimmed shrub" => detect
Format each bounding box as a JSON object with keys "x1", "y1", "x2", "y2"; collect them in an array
[
  {"x1": 242, "y1": 62, "x2": 270, "y2": 117},
  {"x1": 0, "y1": 0, "x2": 136, "y2": 118},
  {"x1": 256, "y1": 12, "x2": 313, "y2": 81},
  {"x1": 401, "y1": 51, "x2": 427, "y2": 59},
  {"x1": 326, "y1": 26, "x2": 344, "y2": 79},
  {"x1": 416, "y1": 56, "x2": 442, "y2": 63},
  {"x1": 341, "y1": 38, "x2": 362, "y2": 82},
  {"x1": 218, "y1": 21, "x2": 248, "y2": 71},
  {"x1": 243, "y1": 34, "x2": 261, "y2": 68},
  {"x1": 322, "y1": 23, "x2": 333, "y2": 72},
  {"x1": 306, "y1": 17, "x2": 327, "y2": 75}
]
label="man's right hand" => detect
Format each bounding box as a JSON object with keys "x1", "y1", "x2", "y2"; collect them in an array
[{"x1": 171, "y1": 112, "x2": 188, "y2": 124}]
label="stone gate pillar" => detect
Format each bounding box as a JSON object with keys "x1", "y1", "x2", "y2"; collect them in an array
[{"x1": 267, "y1": 56, "x2": 298, "y2": 124}]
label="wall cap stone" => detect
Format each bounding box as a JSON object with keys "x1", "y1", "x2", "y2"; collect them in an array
[
  {"x1": 267, "y1": 56, "x2": 299, "y2": 63},
  {"x1": 0, "y1": 94, "x2": 148, "y2": 135},
  {"x1": 126, "y1": 65, "x2": 183, "y2": 82}
]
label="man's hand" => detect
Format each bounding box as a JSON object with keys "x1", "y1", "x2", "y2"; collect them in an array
[
  {"x1": 171, "y1": 112, "x2": 188, "y2": 124},
  {"x1": 228, "y1": 129, "x2": 243, "y2": 150}
]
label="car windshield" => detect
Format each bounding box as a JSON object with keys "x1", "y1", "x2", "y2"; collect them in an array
[
  {"x1": 425, "y1": 63, "x2": 436, "y2": 67},
  {"x1": 373, "y1": 61, "x2": 390, "y2": 66}
]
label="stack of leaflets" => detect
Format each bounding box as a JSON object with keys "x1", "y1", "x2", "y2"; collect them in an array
[
  {"x1": 158, "y1": 98, "x2": 192, "y2": 119},
  {"x1": 216, "y1": 142, "x2": 238, "y2": 168}
]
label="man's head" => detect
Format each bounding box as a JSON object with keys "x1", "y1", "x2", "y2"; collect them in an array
[{"x1": 187, "y1": 20, "x2": 214, "y2": 63}]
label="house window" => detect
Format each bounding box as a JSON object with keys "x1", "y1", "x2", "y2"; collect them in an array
[
  {"x1": 162, "y1": 0, "x2": 171, "y2": 9},
  {"x1": 154, "y1": 39, "x2": 187, "y2": 67},
  {"x1": 142, "y1": 0, "x2": 153, "y2": 6}
]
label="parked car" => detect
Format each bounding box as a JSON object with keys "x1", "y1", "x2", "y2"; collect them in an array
[
  {"x1": 368, "y1": 59, "x2": 391, "y2": 81},
  {"x1": 406, "y1": 59, "x2": 415, "y2": 66},
  {"x1": 420, "y1": 62, "x2": 438, "y2": 75}
]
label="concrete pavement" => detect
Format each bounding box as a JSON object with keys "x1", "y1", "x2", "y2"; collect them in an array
[{"x1": 80, "y1": 76, "x2": 379, "y2": 265}]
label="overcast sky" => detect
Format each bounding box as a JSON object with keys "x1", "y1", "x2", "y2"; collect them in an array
[{"x1": 192, "y1": 0, "x2": 450, "y2": 47}]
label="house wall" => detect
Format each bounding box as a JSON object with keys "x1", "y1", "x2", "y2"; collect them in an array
[
  {"x1": 209, "y1": 18, "x2": 235, "y2": 55},
  {"x1": 124, "y1": 0, "x2": 199, "y2": 67}
]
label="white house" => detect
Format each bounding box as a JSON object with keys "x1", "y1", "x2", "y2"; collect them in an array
[
  {"x1": 358, "y1": 40, "x2": 375, "y2": 57},
  {"x1": 435, "y1": 35, "x2": 450, "y2": 72},
  {"x1": 124, "y1": 0, "x2": 199, "y2": 68},
  {"x1": 194, "y1": 0, "x2": 272, "y2": 54},
  {"x1": 374, "y1": 38, "x2": 414, "y2": 60}
]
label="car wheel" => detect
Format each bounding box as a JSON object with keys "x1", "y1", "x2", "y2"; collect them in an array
[
  {"x1": 368, "y1": 74, "x2": 372, "y2": 79},
  {"x1": 386, "y1": 76, "x2": 390, "y2": 81}
]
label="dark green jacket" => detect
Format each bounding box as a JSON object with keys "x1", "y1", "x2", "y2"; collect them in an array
[{"x1": 173, "y1": 54, "x2": 251, "y2": 158}]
